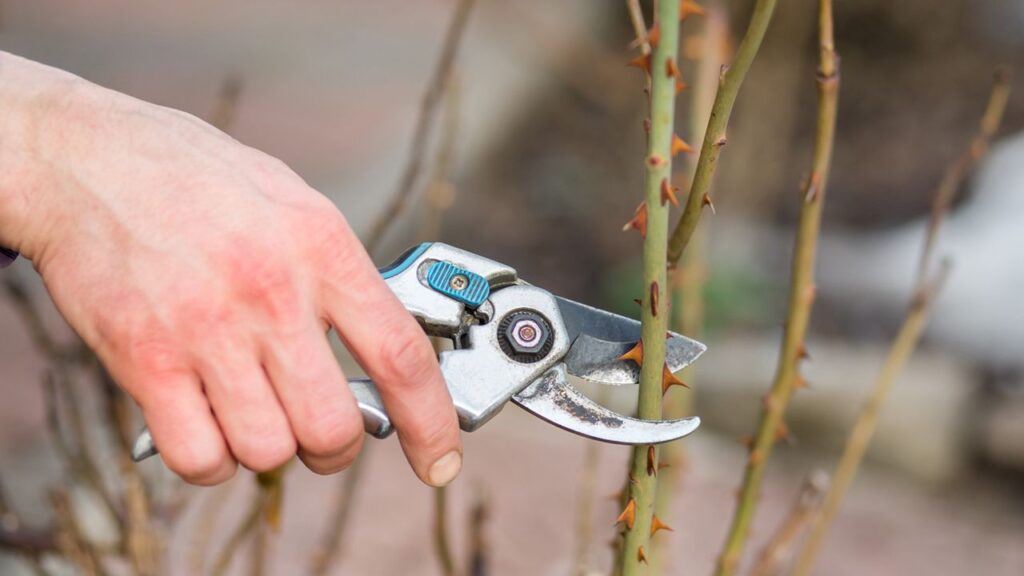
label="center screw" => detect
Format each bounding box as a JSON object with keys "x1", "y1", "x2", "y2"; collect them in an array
[{"x1": 498, "y1": 310, "x2": 553, "y2": 363}]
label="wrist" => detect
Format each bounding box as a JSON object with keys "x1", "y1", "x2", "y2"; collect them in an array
[{"x1": 0, "y1": 52, "x2": 95, "y2": 261}]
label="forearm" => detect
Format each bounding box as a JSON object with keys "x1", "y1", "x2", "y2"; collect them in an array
[{"x1": 0, "y1": 51, "x2": 89, "y2": 260}]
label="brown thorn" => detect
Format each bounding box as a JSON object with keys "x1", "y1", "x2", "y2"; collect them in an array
[
  {"x1": 775, "y1": 421, "x2": 791, "y2": 442},
  {"x1": 615, "y1": 499, "x2": 637, "y2": 530},
  {"x1": 675, "y1": 78, "x2": 688, "y2": 94},
  {"x1": 637, "y1": 545, "x2": 648, "y2": 565},
  {"x1": 627, "y1": 54, "x2": 652, "y2": 75},
  {"x1": 643, "y1": 118, "x2": 651, "y2": 134},
  {"x1": 702, "y1": 194, "x2": 716, "y2": 214},
  {"x1": 617, "y1": 340, "x2": 644, "y2": 365},
  {"x1": 646, "y1": 445, "x2": 657, "y2": 477},
  {"x1": 650, "y1": 515, "x2": 674, "y2": 536},
  {"x1": 647, "y1": 24, "x2": 661, "y2": 48},
  {"x1": 662, "y1": 364, "x2": 689, "y2": 394},
  {"x1": 666, "y1": 57, "x2": 679, "y2": 79},
  {"x1": 660, "y1": 178, "x2": 679, "y2": 206},
  {"x1": 622, "y1": 201, "x2": 649, "y2": 237},
  {"x1": 650, "y1": 282, "x2": 660, "y2": 317},
  {"x1": 798, "y1": 342, "x2": 811, "y2": 360},
  {"x1": 647, "y1": 153, "x2": 667, "y2": 168},
  {"x1": 738, "y1": 436, "x2": 754, "y2": 449},
  {"x1": 672, "y1": 133, "x2": 694, "y2": 157},
  {"x1": 680, "y1": 1, "x2": 706, "y2": 19},
  {"x1": 632, "y1": 298, "x2": 643, "y2": 307}
]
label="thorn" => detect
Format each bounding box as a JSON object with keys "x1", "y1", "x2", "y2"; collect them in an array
[
  {"x1": 675, "y1": 78, "x2": 688, "y2": 94},
  {"x1": 647, "y1": 153, "x2": 667, "y2": 168},
  {"x1": 651, "y1": 515, "x2": 674, "y2": 536},
  {"x1": 798, "y1": 342, "x2": 811, "y2": 360},
  {"x1": 627, "y1": 53, "x2": 652, "y2": 75},
  {"x1": 666, "y1": 57, "x2": 679, "y2": 79},
  {"x1": 622, "y1": 202, "x2": 649, "y2": 237},
  {"x1": 616, "y1": 498, "x2": 637, "y2": 530},
  {"x1": 647, "y1": 24, "x2": 661, "y2": 47},
  {"x1": 804, "y1": 172, "x2": 823, "y2": 203},
  {"x1": 638, "y1": 545, "x2": 648, "y2": 565},
  {"x1": 643, "y1": 118, "x2": 651, "y2": 134},
  {"x1": 662, "y1": 364, "x2": 689, "y2": 394},
  {"x1": 632, "y1": 298, "x2": 643, "y2": 307},
  {"x1": 794, "y1": 375, "x2": 810, "y2": 391},
  {"x1": 660, "y1": 178, "x2": 679, "y2": 206},
  {"x1": 680, "y1": 0, "x2": 706, "y2": 19},
  {"x1": 618, "y1": 340, "x2": 644, "y2": 365},
  {"x1": 607, "y1": 489, "x2": 624, "y2": 501},
  {"x1": 714, "y1": 134, "x2": 728, "y2": 147},
  {"x1": 628, "y1": 473, "x2": 639, "y2": 486},
  {"x1": 646, "y1": 445, "x2": 657, "y2": 476},
  {"x1": 775, "y1": 421, "x2": 791, "y2": 442},
  {"x1": 702, "y1": 194, "x2": 716, "y2": 214},
  {"x1": 672, "y1": 134, "x2": 694, "y2": 157},
  {"x1": 738, "y1": 435, "x2": 754, "y2": 449},
  {"x1": 650, "y1": 282, "x2": 660, "y2": 317},
  {"x1": 657, "y1": 462, "x2": 671, "y2": 472}
]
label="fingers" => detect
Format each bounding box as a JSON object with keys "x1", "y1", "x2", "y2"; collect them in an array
[
  {"x1": 197, "y1": 339, "x2": 297, "y2": 473},
  {"x1": 319, "y1": 221, "x2": 462, "y2": 487},
  {"x1": 131, "y1": 370, "x2": 237, "y2": 486},
  {"x1": 260, "y1": 319, "x2": 364, "y2": 475}
]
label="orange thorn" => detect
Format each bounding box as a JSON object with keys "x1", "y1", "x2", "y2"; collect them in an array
[
  {"x1": 680, "y1": 0, "x2": 706, "y2": 19},
  {"x1": 622, "y1": 201, "x2": 649, "y2": 237},
  {"x1": 616, "y1": 498, "x2": 637, "y2": 530},
  {"x1": 650, "y1": 281, "x2": 660, "y2": 317},
  {"x1": 702, "y1": 193, "x2": 716, "y2": 214},
  {"x1": 738, "y1": 436, "x2": 754, "y2": 449},
  {"x1": 794, "y1": 376, "x2": 810, "y2": 391},
  {"x1": 638, "y1": 545, "x2": 649, "y2": 565},
  {"x1": 647, "y1": 24, "x2": 661, "y2": 48},
  {"x1": 672, "y1": 133, "x2": 694, "y2": 157},
  {"x1": 618, "y1": 340, "x2": 644, "y2": 365},
  {"x1": 798, "y1": 342, "x2": 811, "y2": 360},
  {"x1": 627, "y1": 53, "x2": 652, "y2": 75},
  {"x1": 775, "y1": 421, "x2": 791, "y2": 442},
  {"x1": 646, "y1": 445, "x2": 657, "y2": 476},
  {"x1": 675, "y1": 78, "x2": 688, "y2": 94},
  {"x1": 660, "y1": 178, "x2": 679, "y2": 207},
  {"x1": 651, "y1": 515, "x2": 674, "y2": 536},
  {"x1": 666, "y1": 57, "x2": 679, "y2": 79},
  {"x1": 662, "y1": 364, "x2": 689, "y2": 394}
]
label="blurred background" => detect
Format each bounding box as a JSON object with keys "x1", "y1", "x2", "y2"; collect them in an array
[{"x1": 1, "y1": 0, "x2": 1023, "y2": 574}]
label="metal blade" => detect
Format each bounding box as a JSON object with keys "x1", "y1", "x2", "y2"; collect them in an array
[
  {"x1": 512, "y1": 364, "x2": 701, "y2": 445},
  {"x1": 563, "y1": 333, "x2": 705, "y2": 384},
  {"x1": 556, "y1": 297, "x2": 706, "y2": 384}
]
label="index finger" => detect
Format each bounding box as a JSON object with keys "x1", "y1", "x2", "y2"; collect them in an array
[{"x1": 316, "y1": 216, "x2": 462, "y2": 487}]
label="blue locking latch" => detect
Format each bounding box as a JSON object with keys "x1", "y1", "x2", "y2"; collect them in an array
[{"x1": 426, "y1": 261, "x2": 490, "y2": 309}]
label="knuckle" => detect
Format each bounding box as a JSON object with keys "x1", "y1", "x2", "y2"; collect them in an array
[
  {"x1": 300, "y1": 409, "x2": 362, "y2": 457},
  {"x1": 299, "y1": 438, "x2": 362, "y2": 476},
  {"x1": 233, "y1": 431, "x2": 297, "y2": 473},
  {"x1": 375, "y1": 327, "x2": 438, "y2": 387},
  {"x1": 165, "y1": 442, "x2": 234, "y2": 485}
]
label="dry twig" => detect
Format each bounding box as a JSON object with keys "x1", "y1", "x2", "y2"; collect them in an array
[
  {"x1": 790, "y1": 68, "x2": 1012, "y2": 576},
  {"x1": 363, "y1": 0, "x2": 476, "y2": 254},
  {"x1": 666, "y1": 0, "x2": 780, "y2": 265},
  {"x1": 750, "y1": 471, "x2": 828, "y2": 576},
  {"x1": 712, "y1": 2, "x2": 838, "y2": 573}
]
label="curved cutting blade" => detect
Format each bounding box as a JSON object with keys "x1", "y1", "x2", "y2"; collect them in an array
[
  {"x1": 512, "y1": 364, "x2": 700, "y2": 444},
  {"x1": 564, "y1": 332, "x2": 705, "y2": 385}
]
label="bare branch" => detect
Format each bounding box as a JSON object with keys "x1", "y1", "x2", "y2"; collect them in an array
[{"x1": 750, "y1": 471, "x2": 829, "y2": 576}]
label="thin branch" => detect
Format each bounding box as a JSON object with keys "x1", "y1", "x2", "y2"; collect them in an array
[
  {"x1": 791, "y1": 69, "x2": 1012, "y2": 576},
  {"x1": 308, "y1": 456, "x2": 369, "y2": 575},
  {"x1": 652, "y1": 4, "x2": 728, "y2": 569},
  {"x1": 189, "y1": 481, "x2": 234, "y2": 574},
  {"x1": 466, "y1": 484, "x2": 490, "y2": 576},
  {"x1": 363, "y1": 0, "x2": 476, "y2": 254},
  {"x1": 50, "y1": 490, "x2": 104, "y2": 576},
  {"x1": 419, "y1": 74, "x2": 462, "y2": 243},
  {"x1": 208, "y1": 75, "x2": 244, "y2": 134},
  {"x1": 750, "y1": 471, "x2": 828, "y2": 576},
  {"x1": 916, "y1": 68, "x2": 1012, "y2": 288},
  {"x1": 666, "y1": 0, "x2": 780, "y2": 265},
  {"x1": 618, "y1": 1, "x2": 684, "y2": 574},
  {"x1": 712, "y1": 3, "x2": 838, "y2": 574},
  {"x1": 626, "y1": 0, "x2": 653, "y2": 56},
  {"x1": 433, "y1": 487, "x2": 459, "y2": 576},
  {"x1": 211, "y1": 483, "x2": 266, "y2": 576}
]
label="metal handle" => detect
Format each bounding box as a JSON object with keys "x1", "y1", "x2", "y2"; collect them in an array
[{"x1": 132, "y1": 378, "x2": 393, "y2": 462}]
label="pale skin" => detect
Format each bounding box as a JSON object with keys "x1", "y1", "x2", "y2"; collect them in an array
[{"x1": 0, "y1": 52, "x2": 463, "y2": 487}]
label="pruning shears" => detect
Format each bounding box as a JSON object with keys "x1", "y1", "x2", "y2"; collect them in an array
[{"x1": 132, "y1": 242, "x2": 705, "y2": 462}]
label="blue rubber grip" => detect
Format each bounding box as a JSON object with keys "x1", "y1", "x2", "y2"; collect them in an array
[
  {"x1": 425, "y1": 261, "x2": 490, "y2": 308},
  {"x1": 379, "y1": 242, "x2": 432, "y2": 280}
]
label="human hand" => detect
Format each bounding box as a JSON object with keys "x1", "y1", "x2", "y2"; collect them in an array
[{"x1": 0, "y1": 53, "x2": 463, "y2": 486}]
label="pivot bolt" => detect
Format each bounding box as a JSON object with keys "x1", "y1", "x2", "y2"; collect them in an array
[{"x1": 498, "y1": 310, "x2": 553, "y2": 362}]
